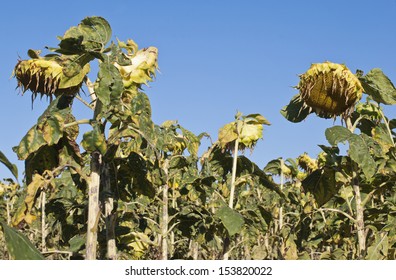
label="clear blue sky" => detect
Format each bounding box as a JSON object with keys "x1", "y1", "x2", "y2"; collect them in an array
[{"x1": 1, "y1": 0, "x2": 396, "y2": 180}]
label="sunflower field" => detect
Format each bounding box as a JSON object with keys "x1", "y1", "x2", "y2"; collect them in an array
[{"x1": 1, "y1": 17, "x2": 396, "y2": 260}]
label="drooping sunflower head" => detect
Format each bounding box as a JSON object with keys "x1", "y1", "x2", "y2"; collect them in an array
[
  {"x1": 114, "y1": 46, "x2": 158, "y2": 90},
  {"x1": 297, "y1": 153, "x2": 318, "y2": 173},
  {"x1": 297, "y1": 61, "x2": 363, "y2": 119},
  {"x1": 14, "y1": 55, "x2": 90, "y2": 102}
]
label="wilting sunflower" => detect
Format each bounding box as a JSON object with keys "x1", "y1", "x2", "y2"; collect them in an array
[
  {"x1": 297, "y1": 61, "x2": 363, "y2": 119},
  {"x1": 113, "y1": 46, "x2": 158, "y2": 90},
  {"x1": 14, "y1": 55, "x2": 90, "y2": 102}
]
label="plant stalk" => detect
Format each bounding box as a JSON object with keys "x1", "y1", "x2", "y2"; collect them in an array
[
  {"x1": 85, "y1": 78, "x2": 102, "y2": 260},
  {"x1": 229, "y1": 138, "x2": 239, "y2": 209},
  {"x1": 6, "y1": 198, "x2": 11, "y2": 225},
  {"x1": 86, "y1": 152, "x2": 101, "y2": 260},
  {"x1": 41, "y1": 191, "x2": 47, "y2": 252},
  {"x1": 161, "y1": 183, "x2": 169, "y2": 260},
  {"x1": 101, "y1": 162, "x2": 117, "y2": 260},
  {"x1": 279, "y1": 158, "x2": 284, "y2": 231},
  {"x1": 161, "y1": 159, "x2": 170, "y2": 260},
  {"x1": 224, "y1": 138, "x2": 239, "y2": 260},
  {"x1": 346, "y1": 117, "x2": 366, "y2": 258}
]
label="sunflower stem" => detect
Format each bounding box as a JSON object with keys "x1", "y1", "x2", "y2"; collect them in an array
[
  {"x1": 63, "y1": 119, "x2": 91, "y2": 128},
  {"x1": 85, "y1": 78, "x2": 101, "y2": 260},
  {"x1": 346, "y1": 117, "x2": 366, "y2": 258}
]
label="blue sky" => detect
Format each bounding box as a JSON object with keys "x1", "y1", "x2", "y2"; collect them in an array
[{"x1": 1, "y1": 0, "x2": 396, "y2": 180}]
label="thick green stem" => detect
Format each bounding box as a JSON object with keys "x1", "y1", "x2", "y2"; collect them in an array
[{"x1": 63, "y1": 119, "x2": 91, "y2": 128}]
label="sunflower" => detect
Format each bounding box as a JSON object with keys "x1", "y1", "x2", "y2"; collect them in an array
[
  {"x1": 297, "y1": 61, "x2": 363, "y2": 119},
  {"x1": 14, "y1": 55, "x2": 90, "y2": 102}
]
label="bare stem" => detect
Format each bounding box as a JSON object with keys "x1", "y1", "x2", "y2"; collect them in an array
[
  {"x1": 346, "y1": 117, "x2": 366, "y2": 258},
  {"x1": 64, "y1": 119, "x2": 91, "y2": 128},
  {"x1": 279, "y1": 158, "x2": 284, "y2": 231},
  {"x1": 223, "y1": 138, "x2": 239, "y2": 261},
  {"x1": 379, "y1": 109, "x2": 395, "y2": 147},
  {"x1": 161, "y1": 159, "x2": 170, "y2": 260},
  {"x1": 318, "y1": 208, "x2": 356, "y2": 222},
  {"x1": 84, "y1": 78, "x2": 102, "y2": 260},
  {"x1": 101, "y1": 162, "x2": 117, "y2": 260},
  {"x1": 41, "y1": 191, "x2": 47, "y2": 252},
  {"x1": 161, "y1": 184, "x2": 169, "y2": 260},
  {"x1": 76, "y1": 95, "x2": 94, "y2": 110},
  {"x1": 229, "y1": 138, "x2": 239, "y2": 209},
  {"x1": 86, "y1": 151, "x2": 101, "y2": 260},
  {"x1": 6, "y1": 198, "x2": 11, "y2": 225}
]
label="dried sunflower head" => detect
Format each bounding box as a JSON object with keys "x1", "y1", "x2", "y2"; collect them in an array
[
  {"x1": 297, "y1": 61, "x2": 363, "y2": 119},
  {"x1": 14, "y1": 55, "x2": 90, "y2": 102}
]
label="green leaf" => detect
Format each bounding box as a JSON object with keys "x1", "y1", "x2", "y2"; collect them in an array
[
  {"x1": 14, "y1": 96, "x2": 71, "y2": 160},
  {"x1": 80, "y1": 16, "x2": 112, "y2": 47},
  {"x1": 24, "y1": 145, "x2": 59, "y2": 185},
  {"x1": 359, "y1": 68, "x2": 396, "y2": 105},
  {"x1": 325, "y1": 126, "x2": 376, "y2": 179},
  {"x1": 0, "y1": 222, "x2": 45, "y2": 260},
  {"x1": 179, "y1": 126, "x2": 201, "y2": 157},
  {"x1": 12, "y1": 174, "x2": 49, "y2": 226},
  {"x1": 366, "y1": 234, "x2": 388, "y2": 260},
  {"x1": 69, "y1": 234, "x2": 86, "y2": 253},
  {"x1": 81, "y1": 125, "x2": 107, "y2": 154},
  {"x1": 245, "y1": 114, "x2": 271, "y2": 125},
  {"x1": 372, "y1": 124, "x2": 394, "y2": 154},
  {"x1": 0, "y1": 150, "x2": 18, "y2": 180},
  {"x1": 348, "y1": 134, "x2": 377, "y2": 179},
  {"x1": 281, "y1": 94, "x2": 311, "y2": 123},
  {"x1": 216, "y1": 205, "x2": 244, "y2": 236},
  {"x1": 58, "y1": 56, "x2": 91, "y2": 89},
  {"x1": 13, "y1": 125, "x2": 46, "y2": 160},
  {"x1": 27, "y1": 49, "x2": 41, "y2": 58},
  {"x1": 95, "y1": 61, "x2": 123, "y2": 107},
  {"x1": 58, "y1": 16, "x2": 112, "y2": 54},
  {"x1": 40, "y1": 113, "x2": 64, "y2": 146},
  {"x1": 302, "y1": 168, "x2": 337, "y2": 206},
  {"x1": 218, "y1": 122, "x2": 237, "y2": 148},
  {"x1": 325, "y1": 126, "x2": 352, "y2": 146},
  {"x1": 238, "y1": 156, "x2": 285, "y2": 198},
  {"x1": 117, "y1": 152, "x2": 155, "y2": 198}
]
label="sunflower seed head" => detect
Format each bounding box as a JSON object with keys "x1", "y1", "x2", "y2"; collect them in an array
[{"x1": 297, "y1": 61, "x2": 363, "y2": 119}]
